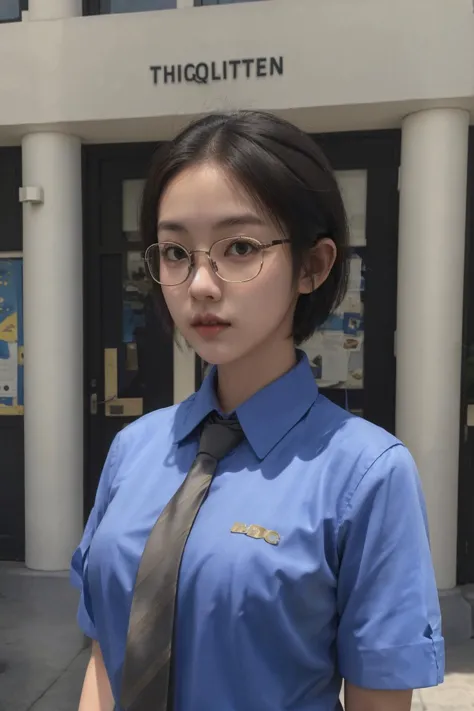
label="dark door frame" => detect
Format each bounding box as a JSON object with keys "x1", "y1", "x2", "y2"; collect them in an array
[
  {"x1": 0, "y1": 147, "x2": 24, "y2": 561},
  {"x1": 82, "y1": 143, "x2": 159, "y2": 515},
  {"x1": 195, "y1": 130, "x2": 401, "y2": 434},
  {"x1": 457, "y1": 127, "x2": 474, "y2": 585},
  {"x1": 316, "y1": 130, "x2": 401, "y2": 435}
]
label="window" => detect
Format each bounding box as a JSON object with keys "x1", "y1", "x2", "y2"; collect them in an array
[
  {"x1": 83, "y1": 0, "x2": 263, "y2": 13},
  {"x1": 195, "y1": 0, "x2": 264, "y2": 5},
  {"x1": 97, "y1": 0, "x2": 176, "y2": 12},
  {"x1": 0, "y1": 0, "x2": 27, "y2": 22}
]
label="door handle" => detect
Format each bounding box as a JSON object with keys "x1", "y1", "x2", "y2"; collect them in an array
[
  {"x1": 90, "y1": 392, "x2": 117, "y2": 415},
  {"x1": 103, "y1": 348, "x2": 143, "y2": 418},
  {"x1": 467, "y1": 404, "x2": 474, "y2": 427}
]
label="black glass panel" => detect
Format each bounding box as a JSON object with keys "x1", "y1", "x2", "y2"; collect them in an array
[
  {"x1": 104, "y1": 0, "x2": 176, "y2": 11},
  {"x1": 0, "y1": 0, "x2": 21, "y2": 21},
  {"x1": 198, "y1": 0, "x2": 263, "y2": 4}
]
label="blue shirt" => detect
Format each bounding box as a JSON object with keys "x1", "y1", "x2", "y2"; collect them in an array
[{"x1": 71, "y1": 351, "x2": 444, "y2": 710}]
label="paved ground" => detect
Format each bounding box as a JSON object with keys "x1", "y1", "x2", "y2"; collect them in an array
[
  {"x1": 411, "y1": 642, "x2": 474, "y2": 710},
  {"x1": 0, "y1": 562, "x2": 473, "y2": 710}
]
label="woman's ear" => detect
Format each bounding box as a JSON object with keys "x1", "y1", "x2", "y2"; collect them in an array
[{"x1": 298, "y1": 238, "x2": 337, "y2": 295}]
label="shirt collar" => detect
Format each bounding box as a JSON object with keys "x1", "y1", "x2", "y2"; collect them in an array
[{"x1": 173, "y1": 350, "x2": 319, "y2": 460}]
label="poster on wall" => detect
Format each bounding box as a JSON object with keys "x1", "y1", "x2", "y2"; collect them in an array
[
  {"x1": 0, "y1": 259, "x2": 23, "y2": 412},
  {"x1": 301, "y1": 251, "x2": 365, "y2": 390},
  {"x1": 300, "y1": 168, "x2": 368, "y2": 394},
  {"x1": 0, "y1": 261, "x2": 18, "y2": 342}
]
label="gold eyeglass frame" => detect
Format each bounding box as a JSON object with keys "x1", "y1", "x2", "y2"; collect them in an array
[{"x1": 144, "y1": 236, "x2": 291, "y2": 286}]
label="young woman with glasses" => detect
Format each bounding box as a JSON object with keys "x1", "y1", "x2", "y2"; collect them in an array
[{"x1": 72, "y1": 110, "x2": 444, "y2": 711}]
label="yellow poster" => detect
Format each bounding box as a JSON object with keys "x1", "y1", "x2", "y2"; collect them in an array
[{"x1": 0, "y1": 312, "x2": 18, "y2": 342}]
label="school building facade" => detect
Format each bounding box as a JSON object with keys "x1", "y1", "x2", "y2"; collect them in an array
[{"x1": 0, "y1": 0, "x2": 473, "y2": 642}]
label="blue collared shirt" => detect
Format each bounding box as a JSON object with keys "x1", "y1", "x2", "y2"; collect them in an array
[{"x1": 71, "y1": 351, "x2": 444, "y2": 710}]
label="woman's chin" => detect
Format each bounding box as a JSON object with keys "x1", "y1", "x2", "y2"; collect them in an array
[
  {"x1": 192, "y1": 341, "x2": 247, "y2": 368},
  {"x1": 194, "y1": 348, "x2": 239, "y2": 367}
]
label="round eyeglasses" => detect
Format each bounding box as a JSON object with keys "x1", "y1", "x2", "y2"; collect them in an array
[{"x1": 144, "y1": 235, "x2": 291, "y2": 286}]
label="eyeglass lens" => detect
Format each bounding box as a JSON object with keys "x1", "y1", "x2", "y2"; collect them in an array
[{"x1": 146, "y1": 236, "x2": 264, "y2": 285}]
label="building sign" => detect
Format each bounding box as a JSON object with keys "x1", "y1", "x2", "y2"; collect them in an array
[{"x1": 150, "y1": 56, "x2": 284, "y2": 85}]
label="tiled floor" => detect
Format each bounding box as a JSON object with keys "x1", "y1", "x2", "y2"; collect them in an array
[
  {"x1": 0, "y1": 563, "x2": 86, "y2": 711},
  {"x1": 0, "y1": 562, "x2": 473, "y2": 710},
  {"x1": 411, "y1": 641, "x2": 474, "y2": 710}
]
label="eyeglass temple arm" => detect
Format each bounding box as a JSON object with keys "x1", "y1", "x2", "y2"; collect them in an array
[{"x1": 262, "y1": 239, "x2": 291, "y2": 248}]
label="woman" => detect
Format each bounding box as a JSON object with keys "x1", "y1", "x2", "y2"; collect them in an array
[{"x1": 72, "y1": 110, "x2": 444, "y2": 711}]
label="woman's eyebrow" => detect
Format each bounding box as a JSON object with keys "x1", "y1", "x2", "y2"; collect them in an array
[
  {"x1": 212, "y1": 214, "x2": 265, "y2": 229},
  {"x1": 157, "y1": 213, "x2": 265, "y2": 233},
  {"x1": 157, "y1": 220, "x2": 188, "y2": 233}
]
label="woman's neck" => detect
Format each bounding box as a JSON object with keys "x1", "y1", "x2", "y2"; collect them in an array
[{"x1": 216, "y1": 337, "x2": 297, "y2": 413}]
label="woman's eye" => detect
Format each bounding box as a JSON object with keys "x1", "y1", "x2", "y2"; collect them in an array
[
  {"x1": 162, "y1": 245, "x2": 187, "y2": 262},
  {"x1": 227, "y1": 240, "x2": 257, "y2": 257}
]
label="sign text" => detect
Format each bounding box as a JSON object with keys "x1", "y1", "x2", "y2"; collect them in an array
[{"x1": 150, "y1": 56, "x2": 284, "y2": 85}]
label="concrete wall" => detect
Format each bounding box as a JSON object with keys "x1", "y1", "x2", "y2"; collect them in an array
[{"x1": 0, "y1": 0, "x2": 472, "y2": 142}]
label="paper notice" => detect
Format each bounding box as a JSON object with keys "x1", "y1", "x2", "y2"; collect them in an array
[
  {"x1": 337, "y1": 290, "x2": 362, "y2": 316},
  {"x1": 0, "y1": 342, "x2": 18, "y2": 397},
  {"x1": 321, "y1": 336, "x2": 350, "y2": 383},
  {"x1": 336, "y1": 170, "x2": 367, "y2": 247},
  {"x1": 348, "y1": 256, "x2": 362, "y2": 292},
  {"x1": 303, "y1": 331, "x2": 351, "y2": 386}
]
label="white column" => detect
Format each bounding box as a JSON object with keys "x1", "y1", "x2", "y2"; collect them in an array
[
  {"x1": 177, "y1": 0, "x2": 195, "y2": 7},
  {"x1": 396, "y1": 109, "x2": 469, "y2": 591},
  {"x1": 27, "y1": 0, "x2": 81, "y2": 21},
  {"x1": 22, "y1": 133, "x2": 83, "y2": 571}
]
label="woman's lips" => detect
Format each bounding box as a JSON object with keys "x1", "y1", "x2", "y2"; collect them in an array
[{"x1": 193, "y1": 323, "x2": 230, "y2": 339}]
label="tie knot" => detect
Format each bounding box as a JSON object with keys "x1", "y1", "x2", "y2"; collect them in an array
[{"x1": 198, "y1": 412, "x2": 244, "y2": 461}]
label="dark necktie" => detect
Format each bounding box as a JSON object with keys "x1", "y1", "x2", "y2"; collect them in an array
[{"x1": 120, "y1": 413, "x2": 244, "y2": 711}]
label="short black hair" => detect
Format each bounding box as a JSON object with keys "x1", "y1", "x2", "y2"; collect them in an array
[{"x1": 141, "y1": 110, "x2": 349, "y2": 345}]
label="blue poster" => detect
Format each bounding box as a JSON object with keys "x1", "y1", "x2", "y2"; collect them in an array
[{"x1": 0, "y1": 259, "x2": 23, "y2": 409}]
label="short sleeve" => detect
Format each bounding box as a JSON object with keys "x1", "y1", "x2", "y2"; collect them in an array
[
  {"x1": 336, "y1": 444, "x2": 445, "y2": 690},
  {"x1": 70, "y1": 434, "x2": 121, "y2": 639}
]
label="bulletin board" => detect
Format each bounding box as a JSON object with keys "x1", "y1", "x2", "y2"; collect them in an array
[
  {"x1": 302, "y1": 249, "x2": 365, "y2": 390},
  {"x1": 301, "y1": 169, "x2": 367, "y2": 394},
  {"x1": 0, "y1": 259, "x2": 24, "y2": 415}
]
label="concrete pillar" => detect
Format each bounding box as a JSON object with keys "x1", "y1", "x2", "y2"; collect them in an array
[
  {"x1": 396, "y1": 108, "x2": 471, "y2": 641},
  {"x1": 22, "y1": 133, "x2": 83, "y2": 571},
  {"x1": 27, "y1": 0, "x2": 81, "y2": 21},
  {"x1": 177, "y1": 0, "x2": 195, "y2": 8}
]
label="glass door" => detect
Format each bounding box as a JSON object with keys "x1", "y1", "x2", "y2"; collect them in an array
[
  {"x1": 458, "y1": 134, "x2": 474, "y2": 584},
  {"x1": 195, "y1": 133, "x2": 400, "y2": 432},
  {"x1": 301, "y1": 169, "x2": 367, "y2": 418},
  {"x1": 84, "y1": 147, "x2": 174, "y2": 514},
  {"x1": 307, "y1": 132, "x2": 400, "y2": 433}
]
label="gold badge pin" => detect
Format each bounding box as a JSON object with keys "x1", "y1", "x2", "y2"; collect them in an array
[{"x1": 231, "y1": 522, "x2": 280, "y2": 546}]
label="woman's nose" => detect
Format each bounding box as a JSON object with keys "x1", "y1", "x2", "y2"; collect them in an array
[{"x1": 188, "y1": 257, "x2": 222, "y2": 301}]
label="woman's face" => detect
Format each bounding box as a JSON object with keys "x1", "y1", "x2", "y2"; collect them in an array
[{"x1": 157, "y1": 162, "x2": 331, "y2": 366}]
